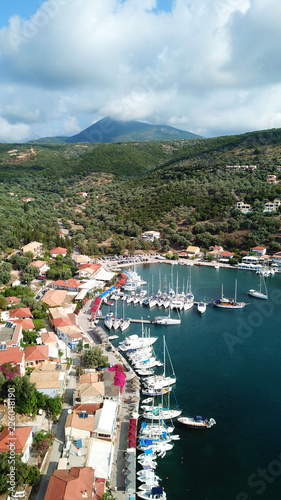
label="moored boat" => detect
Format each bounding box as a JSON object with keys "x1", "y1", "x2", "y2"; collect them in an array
[
  {"x1": 178, "y1": 415, "x2": 216, "y2": 429},
  {"x1": 213, "y1": 280, "x2": 247, "y2": 309}
]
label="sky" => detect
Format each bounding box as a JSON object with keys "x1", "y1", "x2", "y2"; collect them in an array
[{"x1": 0, "y1": 0, "x2": 281, "y2": 142}]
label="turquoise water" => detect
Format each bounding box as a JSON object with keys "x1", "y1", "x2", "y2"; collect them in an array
[{"x1": 104, "y1": 264, "x2": 281, "y2": 500}]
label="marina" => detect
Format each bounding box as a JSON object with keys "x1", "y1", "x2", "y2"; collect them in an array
[{"x1": 98, "y1": 262, "x2": 281, "y2": 500}]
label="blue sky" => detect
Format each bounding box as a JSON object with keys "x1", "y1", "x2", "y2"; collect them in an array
[
  {"x1": 0, "y1": 1, "x2": 45, "y2": 26},
  {"x1": 0, "y1": 0, "x2": 173, "y2": 26},
  {"x1": 0, "y1": 0, "x2": 281, "y2": 142}
]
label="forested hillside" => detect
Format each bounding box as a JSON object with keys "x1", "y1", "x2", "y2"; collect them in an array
[{"x1": 1, "y1": 127, "x2": 281, "y2": 259}]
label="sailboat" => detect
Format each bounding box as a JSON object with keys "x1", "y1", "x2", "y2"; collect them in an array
[
  {"x1": 153, "y1": 305, "x2": 181, "y2": 325},
  {"x1": 112, "y1": 301, "x2": 121, "y2": 330},
  {"x1": 248, "y1": 273, "x2": 268, "y2": 300},
  {"x1": 142, "y1": 336, "x2": 176, "y2": 391},
  {"x1": 120, "y1": 300, "x2": 131, "y2": 331},
  {"x1": 213, "y1": 280, "x2": 247, "y2": 309}
]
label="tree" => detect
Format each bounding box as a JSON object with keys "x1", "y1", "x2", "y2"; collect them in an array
[
  {"x1": 0, "y1": 453, "x2": 40, "y2": 493},
  {"x1": 0, "y1": 296, "x2": 8, "y2": 310},
  {"x1": 46, "y1": 395, "x2": 62, "y2": 420},
  {"x1": 81, "y1": 347, "x2": 109, "y2": 369},
  {"x1": 76, "y1": 339, "x2": 83, "y2": 353}
]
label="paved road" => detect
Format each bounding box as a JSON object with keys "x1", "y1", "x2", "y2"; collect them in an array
[{"x1": 32, "y1": 367, "x2": 77, "y2": 500}]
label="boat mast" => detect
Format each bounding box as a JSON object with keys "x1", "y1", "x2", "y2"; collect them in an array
[{"x1": 234, "y1": 279, "x2": 237, "y2": 303}]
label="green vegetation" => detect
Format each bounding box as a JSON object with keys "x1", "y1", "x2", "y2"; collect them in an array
[
  {"x1": 0, "y1": 127, "x2": 281, "y2": 258},
  {"x1": 0, "y1": 453, "x2": 40, "y2": 493},
  {"x1": 81, "y1": 346, "x2": 109, "y2": 369}
]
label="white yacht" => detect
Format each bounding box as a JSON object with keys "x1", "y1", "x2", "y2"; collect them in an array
[
  {"x1": 119, "y1": 333, "x2": 158, "y2": 352},
  {"x1": 197, "y1": 302, "x2": 207, "y2": 314}
]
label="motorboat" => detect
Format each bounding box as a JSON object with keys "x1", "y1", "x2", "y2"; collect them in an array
[
  {"x1": 119, "y1": 333, "x2": 158, "y2": 352},
  {"x1": 136, "y1": 486, "x2": 166, "y2": 499},
  {"x1": 197, "y1": 302, "x2": 206, "y2": 314},
  {"x1": 178, "y1": 415, "x2": 216, "y2": 429},
  {"x1": 142, "y1": 386, "x2": 172, "y2": 397}
]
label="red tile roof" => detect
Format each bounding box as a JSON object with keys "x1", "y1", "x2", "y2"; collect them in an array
[
  {"x1": 9, "y1": 308, "x2": 32, "y2": 319},
  {"x1": 24, "y1": 345, "x2": 49, "y2": 362},
  {"x1": 41, "y1": 331, "x2": 58, "y2": 344},
  {"x1": 0, "y1": 346, "x2": 24, "y2": 365},
  {"x1": 53, "y1": 316, "x2": 74, "y2": 328},
  {"x1": 220, "y1": 251, "x2": 234, "y2": 257},
  {"x1": 6, "y1": 297, "x2": 21, "y2": 305},
  {"x1": 50, "y1": 247, "x2": 68, "y2": 254},
  {"x1": 51, "y1": 279, "x2": 83, "y2": 289},
  {"x1": 78, "y1": 263, "x2": 101, "y2": 272},
  {"x1": 0, "y1": 426, "x2": 32, "y2": 454},
  {"x1": 12, "y1": 318, "x2": 35, "y2": 330},
  {"x1": 44, "y1": 467, "x2": 95, "y2": 500},
  {"x1": 251, "y1": 246, "x2": 266, "y2": 250}
]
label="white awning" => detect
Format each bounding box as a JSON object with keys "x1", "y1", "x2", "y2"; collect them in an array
[
  {"x1": 86, "y1": 437, "x2": 114, "y2": 479},
  {"x1": 93, "y1": 400, "x2": 118, "y2": 437}
]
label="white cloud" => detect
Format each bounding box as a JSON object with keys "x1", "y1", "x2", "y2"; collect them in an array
[
  {"x1": 0, "y1": 117, "x2": 30, "y2": 142},
  {"x1": 0, "y1": 0, "x2": 280, "y2": 140}
]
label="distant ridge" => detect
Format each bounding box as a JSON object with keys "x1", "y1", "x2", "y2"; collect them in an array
[{"x1": 31, "y1": 117, "x2": 202, "y2": 144}]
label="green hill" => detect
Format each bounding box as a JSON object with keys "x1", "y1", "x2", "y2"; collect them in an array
[{"x1": 1, "y1": 126, "x2": 281, "y2": 257}]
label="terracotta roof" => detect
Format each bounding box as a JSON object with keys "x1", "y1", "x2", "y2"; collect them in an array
[
  {"x1": 51, "y1": 279, "x2": 83, "y2": 289},
  {"x1": 50, "y1": 247, "x2": 68, "y2": 254},
  {"x1": 11, "y1": 318, "x2": 34, "y2": 330},
  {"x1": 42, "y1": 289, "x2": 67, "y2": 307},
  {"x1": 53, "y1": 317, "x2": 75, "y2": 329},
  {"x1": 65, "y1": 413, "x2": 95, "y2": 433},
  {"x1": 6, "y1": 297, "x2": 21, "y2": 305},
  {"x1": 76, "y1": 382, "x2": 105, "y2": 397},
  {"x1": 41, "y1": 331, "x2": 58, "y2": 344},
  {"x1": 9, "y1": 308, "x2": 32, "y2": 319},
  {"x1": 78, "y1": 263, "x2": 101, "y2": 272},
  {"x1": 220, "y1": 251, "x2": 234, "y2": 257},
  {"x1": 251, "y1": 246, "x2": 266, "y2": 250},
  {"x1": 30, "y1": 260, "x2": 47, "y2": 269},
  {"x1": 44, "y1": 467, "x2": 95, "y2": 500},
  {"x1": 73, "y1": 403, "x2": 101, "y2": 415},
  {"x1": 0, "y1": 346, "x2": 24, "y2": 365},
  {"x1": 0, "y1": 427, "x2": 32, "y2": 454},
  {"x1": 24, "y1": 345, "x2": 49, "y2": 362}
]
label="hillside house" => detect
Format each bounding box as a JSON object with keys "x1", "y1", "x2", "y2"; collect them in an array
[
  {"x1": 141, "y1": 230, "x2": 160, "y2": 242},
  {"x1": 235, "y1": 201, "x2": 252, "y2": 214},
  {"x1": 267, "y1": 175, "x2": 277, "y2": 184},
  {"x1": 21, "y1": 241, "x2": 43, "y2": 256},
  {"x1": 76, "y1": 263, "x2": 102, "y2": 279},
  {"x1": 251, "y1": 246, "x2": 267, "y2": 256},
  {"x1": 50, "y1": 247, "x2": 68, "y2": 258},
  {"x1": 30, "y1": 260, "x2": 49, "y2": 276},
  {"x1": 264, "y1": 199, "x2": 281, "y2": 212},
  {"x1": 272, "y1": 251, "x2": 281, "y2": 268},
  {"x1": 186, "y1": 245, "x2": 201, "y2": 257},
  {"x1": 219, "y1": 251, "x2": 235, "y2": 262}
]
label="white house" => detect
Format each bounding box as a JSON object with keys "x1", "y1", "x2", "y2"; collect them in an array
[
  {"x1": 0, "y1": 427, "x2": 33, "y2": 463},
  {"x1": 141, "y1": 231, "x2": 160, "y2": 242},
  {"x1": 250, "y1": 246, "x2": 267, "y2": 256},
  {"x1": 235, "y1": 201, "x2": 252, "y2": 214}
]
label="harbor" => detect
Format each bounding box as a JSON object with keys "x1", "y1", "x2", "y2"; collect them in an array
[{"x1": 93, "y1": 262, "x2": 281, "y2": 500}]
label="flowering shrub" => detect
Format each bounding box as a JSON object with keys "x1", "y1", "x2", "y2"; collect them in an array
[
  {"x1": 108, "y1": 364, "x2": 126, "y2": 393},
  {"x1": 0, "y1": 362, "x2": 20, "y2": 380}
]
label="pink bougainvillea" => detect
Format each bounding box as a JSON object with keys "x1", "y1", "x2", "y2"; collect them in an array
[
  {"x1": 0, "y1": 363, "x2": 20, "y2": 380},
  {"x1": 108, "y1": 364, "x2": 126, "y2": 393}
]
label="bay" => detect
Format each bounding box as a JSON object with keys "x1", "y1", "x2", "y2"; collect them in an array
[{"x1": 104, "y1": 263, "x2": 281, "y2": 500}]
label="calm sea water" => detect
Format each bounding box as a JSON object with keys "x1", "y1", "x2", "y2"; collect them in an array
[{"x1": 104, "y1": 263, "x2": 281, "y2": 500}]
